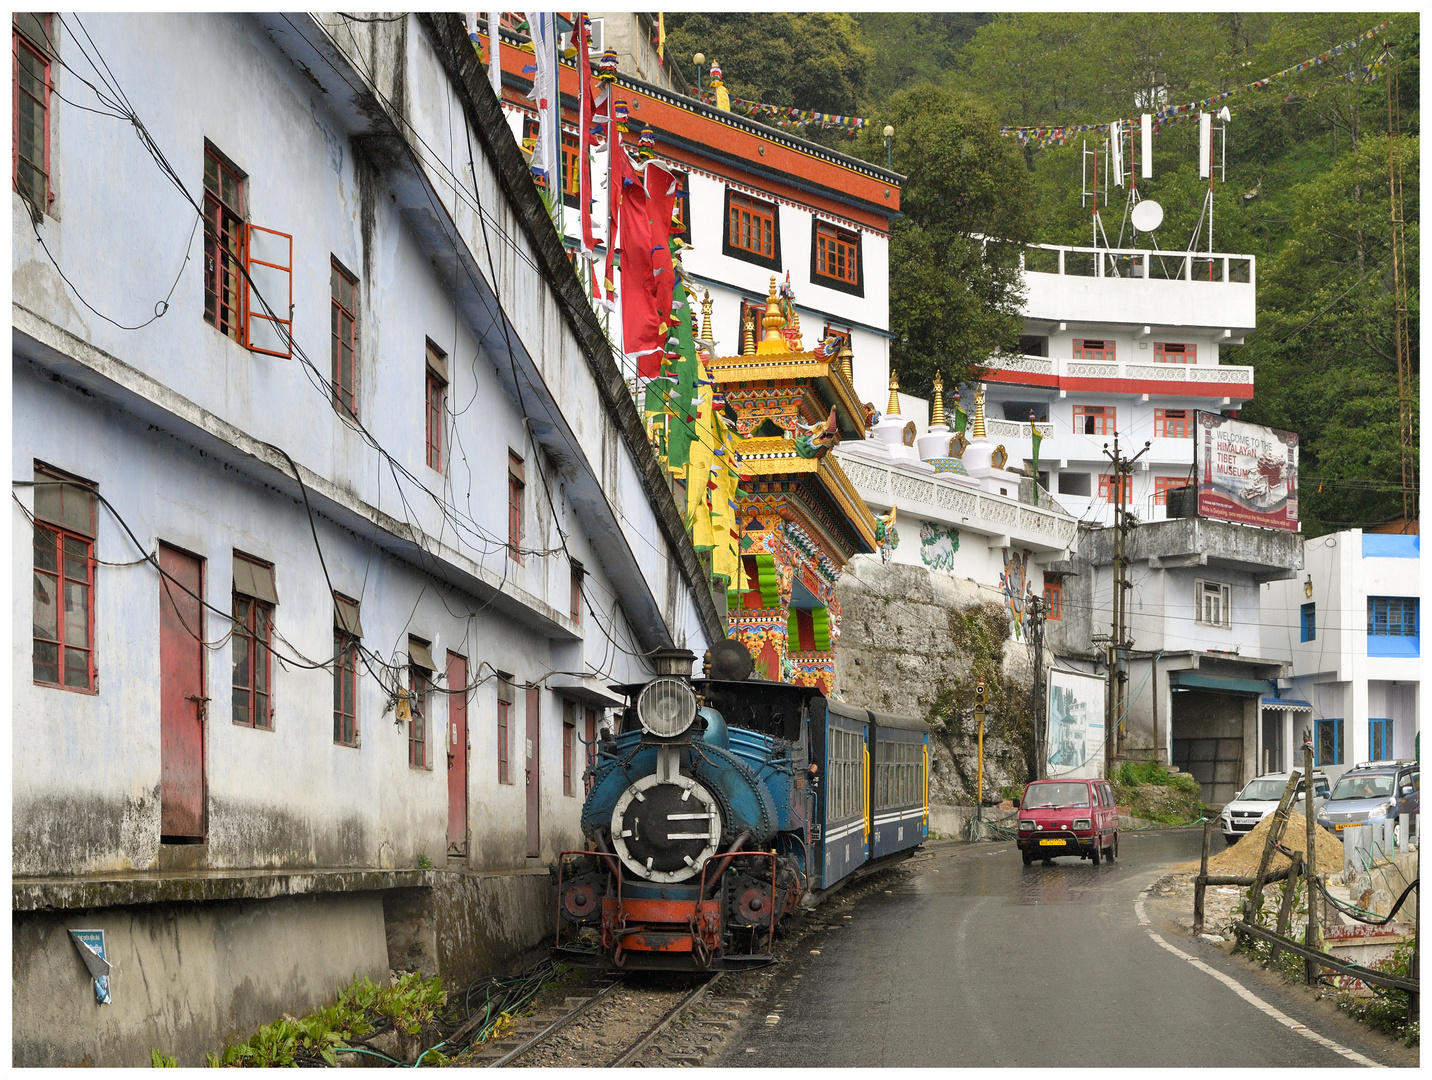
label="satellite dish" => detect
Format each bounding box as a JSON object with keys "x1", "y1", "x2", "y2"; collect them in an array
[
  {"x1": 1130, "y1": 199, "x2": 1164, "y2": 232},
  {"x1": 708, "y1": 638, "x2": 755, "y2": 682}
]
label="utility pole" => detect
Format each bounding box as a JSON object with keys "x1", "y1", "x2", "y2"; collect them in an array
[
  {"x1": 1103, "y1": 431, "x2": 1151, "y2": 772},
  {"x1": 974, "y1": 678, "x2": 987, "y2": 818},
  {"x1": 1026, "y1": 592, "x2": 1046, "y2": 781},
  {"x1": 1385, "y1": 45, "x2": 1415, "y2": 530}
]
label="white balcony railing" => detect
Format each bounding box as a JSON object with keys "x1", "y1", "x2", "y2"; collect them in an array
[
  {"x1": 983, "y1": 353, "x2": 1255, "y2": 389},
  {"x1": 1021, "y1": 242, "x2": 1256, "y2": 287}
]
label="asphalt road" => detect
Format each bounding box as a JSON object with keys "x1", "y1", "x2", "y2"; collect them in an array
[{"x1": 716, "y1": 830, "x2": 1415, "y2": 1068}]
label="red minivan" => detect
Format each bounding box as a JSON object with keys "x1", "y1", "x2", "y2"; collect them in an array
[{"x1": 1017, "y1": 778, "x2": 1119, "y2": 866}]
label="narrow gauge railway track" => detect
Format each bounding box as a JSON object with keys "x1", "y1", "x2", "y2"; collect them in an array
[{"x1": 486, "y1": 974, "x2": 724, "y2": 1068}]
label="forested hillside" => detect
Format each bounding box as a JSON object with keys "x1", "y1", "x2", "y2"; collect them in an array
[{"x1": 663, "y1": 13, "x2": 1419, "y2": 534}]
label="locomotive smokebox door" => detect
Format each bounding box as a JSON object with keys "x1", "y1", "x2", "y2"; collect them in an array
[{"x1": 610, "y1": 771, "x2": 724, "y2": 884}]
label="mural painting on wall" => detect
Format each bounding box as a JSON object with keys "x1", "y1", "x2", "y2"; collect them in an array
[
  {"x1": 1000, "y1": 546, "x2": 1032, "y2": 640},
  {"x1": 874, "y1": 504, "x2": 899, "y2": 564},
  {"x1": 919, "y1": 521, "x2": 959, "y2": 572}
]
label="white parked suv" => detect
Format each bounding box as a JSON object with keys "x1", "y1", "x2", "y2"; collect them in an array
[{"x1": 1220, "y1": 771, "x2": 1330, "y2": 846}]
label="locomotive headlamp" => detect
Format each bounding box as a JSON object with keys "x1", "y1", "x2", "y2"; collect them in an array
[{"x1": 636, "y1": 677, "x2": 698, "y2": 737}]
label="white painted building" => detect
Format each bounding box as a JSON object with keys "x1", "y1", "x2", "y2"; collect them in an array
[
  {"x1": 11, "y1": 12, "x2": 719, "y2": 1066},
  {"x1": 1262, "y1": 530, "x2": 1421, "y2": 785},
  {"x1": 981, "y1": 242, "x2": 1257, "y2": 527}
]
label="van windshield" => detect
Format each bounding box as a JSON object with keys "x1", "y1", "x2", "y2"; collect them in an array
[{"x1": 1023, "y1": 783, "x2": 1091, "y2": 809}]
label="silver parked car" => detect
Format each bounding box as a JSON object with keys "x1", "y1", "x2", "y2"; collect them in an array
[
  {"x1": 1220, "y1": 771, "x2": 1330, "y2": 845},
  {"x1": 1316, "y1": 761, "x2": 1420, "y2": 835}
]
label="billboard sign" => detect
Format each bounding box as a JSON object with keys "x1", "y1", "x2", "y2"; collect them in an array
[
  {"x1": 1046, "y1": 669, "x2": 1106, "y2": 779},
  {"x1": 1195, "y1": 412, "x2": 1299, "y2": 531}
]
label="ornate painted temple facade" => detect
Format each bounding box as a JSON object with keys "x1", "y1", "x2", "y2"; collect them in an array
[{"x1": 710, "y1": 278, "x2": 877, "y2": 692}]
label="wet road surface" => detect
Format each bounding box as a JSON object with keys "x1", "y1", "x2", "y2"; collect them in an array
[{"x1": 717, "y1": 830, "x2": 1413, "y2": 1068}]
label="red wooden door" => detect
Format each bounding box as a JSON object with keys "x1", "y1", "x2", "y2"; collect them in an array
[
  {"x1": 159, "y1": 544, "x2": 205, "y2": 839},
  {"x1": 446, "y1": 653, "x2": 468, "y2": 856},
  {"x1": 525, "y1": 685, "x2": 541, "y2": 857}
]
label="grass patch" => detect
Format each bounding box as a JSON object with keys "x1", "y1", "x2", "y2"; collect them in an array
[{"x1": 1110, "y1": 761, "x2": 1204, "y2": 826}]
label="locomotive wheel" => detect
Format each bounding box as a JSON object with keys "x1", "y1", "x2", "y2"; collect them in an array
[{"x1": 735, "y1": 880, "x2": 775, "y2": 925}]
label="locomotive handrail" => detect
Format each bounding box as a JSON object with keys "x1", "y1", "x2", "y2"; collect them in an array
[
  {"x1": 923, "y1": 744, "x2": 930, "y2": 824},
  {"x1": 862, "y1": 744, "x2": 871, "y2": 842}
]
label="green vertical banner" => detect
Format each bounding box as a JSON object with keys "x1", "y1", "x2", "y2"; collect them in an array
[{"x1": 661, "y1": 276, "x2": 701, "y2": 470}]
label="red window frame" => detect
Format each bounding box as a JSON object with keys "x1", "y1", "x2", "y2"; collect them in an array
[
  {"x1": 497, "y1": 676, "x2": 514, "y2": 784},
  {"x1": 204, "y1": 145, "x2": 246, "y2": 342},
  {"x1": 728, "y1": 194, "x2": 775, "y2": 258},
  {"x1": 508, "y1": 453, "x2": 525, "y2": 563},
  {"x1": 331, "y1": 259, "x2": 359, "y2": 417},
  {"x1": 408, "y1": 659, "x2": 429, "y2": 769},
  {"x1": 1074, "y1": 404, "x2": 1116, "y2": 435},
  {"x1": 560, "y1": 131, "x2": 580, "y2": 198},
  {"x1": 1154, "y1": 408, "x2": 1192, "y2": 439},
  {"x1": 31, "y1": 465, "x2": 97, "y2": 692},
  {"x1": 1154, "y1": 342, "x2": 1195, "y2": 364},
  {"x1": 815, "y1": 223, "x2": 858, "y2": 285},
  {"x1": 425, "y1": 341, "x2": 447, "y2": 473},
  {"x1": 13, "y1": 16, "x2": 51, "y2": 210},
  {"x1": 1042, "y1": 573, "x2": 1062, "y2": 621},
  {"x1": 1098, "y1": 473, "x2": 1132, "y2": 504},
  {"x1": 563, "y1": 719, "x2": 576, "y2": 796},
  {"x1": 334, "y1": 630, "x2": 359, "y2": 746},
  {"x1": 1153, "y1": 476, "x2": 1190, "y2": 506},
  {"x1": 232, "y1": 593, "x2": 274, "y2": 730},
  {"x1": 1073, "y1": 339, "x2": 1115, "y2": 362}
]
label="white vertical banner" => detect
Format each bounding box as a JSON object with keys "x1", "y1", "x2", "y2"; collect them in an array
[
  {"x1": 487, "y1": 12, "x2": 502, "y2": 100},
  {"x1": 1110, "y1": 120, "x2": 1124, "y2": 187},
  {"x1": 525, "y1": 11, "x2": 558, "y2": 195},
  {"x1": 1198, "y1": 111, "x2": 1212, "y2": 179},
  {"x1": 1140, "y1": 114, "x2": 1153, "y2": 178}
]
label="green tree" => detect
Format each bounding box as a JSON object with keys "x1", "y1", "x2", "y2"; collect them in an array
[
  {"x1": 853, "y1": 13, "x2": 992, "y2": 104},
  {"x1": 663, "y1": 13, "x2": 872, "y2": 115},
  {"x1": 853, "y1": 85, "x2": 1034, "y2": 399}
]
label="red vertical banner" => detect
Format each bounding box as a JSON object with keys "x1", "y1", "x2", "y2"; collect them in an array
[
  {"x1": 617, "y1": 154, "x2": 677, "y2": 375},
  {"x1": 576, "y1": 14, "x2": 598, "y2": 257}
]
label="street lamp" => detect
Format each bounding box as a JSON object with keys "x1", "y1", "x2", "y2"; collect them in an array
[
  {"x1": 883, "y1": 124, "x2": 894, "y2": 170},
  {"x1": 693, "y1": 52, "x2": 705, "y2": 95}
]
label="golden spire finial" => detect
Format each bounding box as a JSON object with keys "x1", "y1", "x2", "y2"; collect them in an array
[
  {"x1": 886, "y1": 369, "x2": 901, "y2": 417},
  {"x1": 972, "y1": 382, "x2": 987, "y2": 439},
  {"x1": 838, "y1": 341, "x2": 854, "y2": 384},
  {"x1": 756, "y1": 275, "x2": 788, "y2": 354},
  {"x1": 742, "y1": 309, "x2": 756, "y2": 355},
  {"x1": 700, "y1": 289, "x2": 714, "y2": 346},
  {"x1": 931, "y1": 371, "x2": 946, "y2": 428}
]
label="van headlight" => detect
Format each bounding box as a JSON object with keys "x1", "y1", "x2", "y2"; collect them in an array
[
  {"x1": 636, "y1": 677, "x2": 698, "y2": 737},
  {"x1": 1019, "y1": 820, "x2": 1035, "y2": 832},
  {"x1": 1073, "y1": 818, "x2": 1091, "y2": 831}
]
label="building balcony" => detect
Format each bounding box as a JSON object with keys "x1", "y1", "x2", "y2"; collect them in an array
[
  {"x1": 981, "y1": 352, "x2": 1255, "y2": 401},
  {"x1": 1020, "y1": 242, "x2": 1257, "y2": 336}
]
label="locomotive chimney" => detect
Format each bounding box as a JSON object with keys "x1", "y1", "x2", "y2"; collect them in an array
[{"x1": 651, "y1": 647, "x2": 697, "y2": 678}]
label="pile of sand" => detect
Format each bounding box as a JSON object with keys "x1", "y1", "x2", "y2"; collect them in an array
[{"x1": 1205, "y1": 812, "x2": 1345, "y2": 878}]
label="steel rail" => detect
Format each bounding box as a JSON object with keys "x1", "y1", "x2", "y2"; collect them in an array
[
  {"x1": 604, "y1": 973, "x2": 724, "y2": 1068},
  {"x1": 487, "y1": 978, "x2": 624, "y2": 1068}
]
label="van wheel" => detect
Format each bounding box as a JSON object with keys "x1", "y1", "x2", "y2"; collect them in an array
[
  {"x1": 1022, "y1": 850, "x2": 1032, "y2": 866},
  {"x1": 1111, "y1": 834, "x2": 1119, "y2": 859},
  {"x1": 1090, "y1": 843, "x2": 1101, "y2": 866}
]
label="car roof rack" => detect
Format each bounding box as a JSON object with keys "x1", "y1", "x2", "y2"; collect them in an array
[{"x1": 1348, "y1": 759, "x2": 1416, "y2": 770}]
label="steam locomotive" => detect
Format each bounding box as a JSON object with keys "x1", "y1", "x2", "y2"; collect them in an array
[{"x1": 553, "y1": 644, "x2": 930, "y2": 970}]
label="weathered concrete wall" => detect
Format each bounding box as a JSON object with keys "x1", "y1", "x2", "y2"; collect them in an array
[
  {"x1": 835, "y1": 561, "x2": 1039, "y2": 804},
  {"x1": 12, "y1": 893, "x2": 389, "y2": 1067},
  {"x1": 431, "y1": 868, "x2": 553, "y2": 990}
]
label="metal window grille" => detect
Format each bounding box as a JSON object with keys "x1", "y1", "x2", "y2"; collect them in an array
[
  {"x1": 32, "y1": 468, "x2": 96, "y2": 691},
  {"x1": 1368, "y1": 597, "x2": 1418, "y2": 637},
  {"x1": 13, "y1": 21, "x2": 50, "y2": 210},
  {"x1": 408, "y1": 660, "x2": 429, "y2": 768},
  {"x1": 728, "y1": 194, "x2": 774, "y2": 257},
  {"x1": 1315, "y1": 718, "x2": 1344, "y2": 766},
  {"x1": 1369, "y1": 718, "x2": 1394, "y2": 761},
  {"x1": 232, "y1": 592, "x2": 273, "y2": 729},
  {"x1": 204, "y1": 147, "x2": 246, "y2": 342},
  {"x1": 331, "y1": 259, "x2": 359, "y2": 417}
]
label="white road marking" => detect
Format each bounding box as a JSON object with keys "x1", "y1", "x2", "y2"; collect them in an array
[{"x1": 1137, "y1": 895, "x2": 1382, "y2": 1068}]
